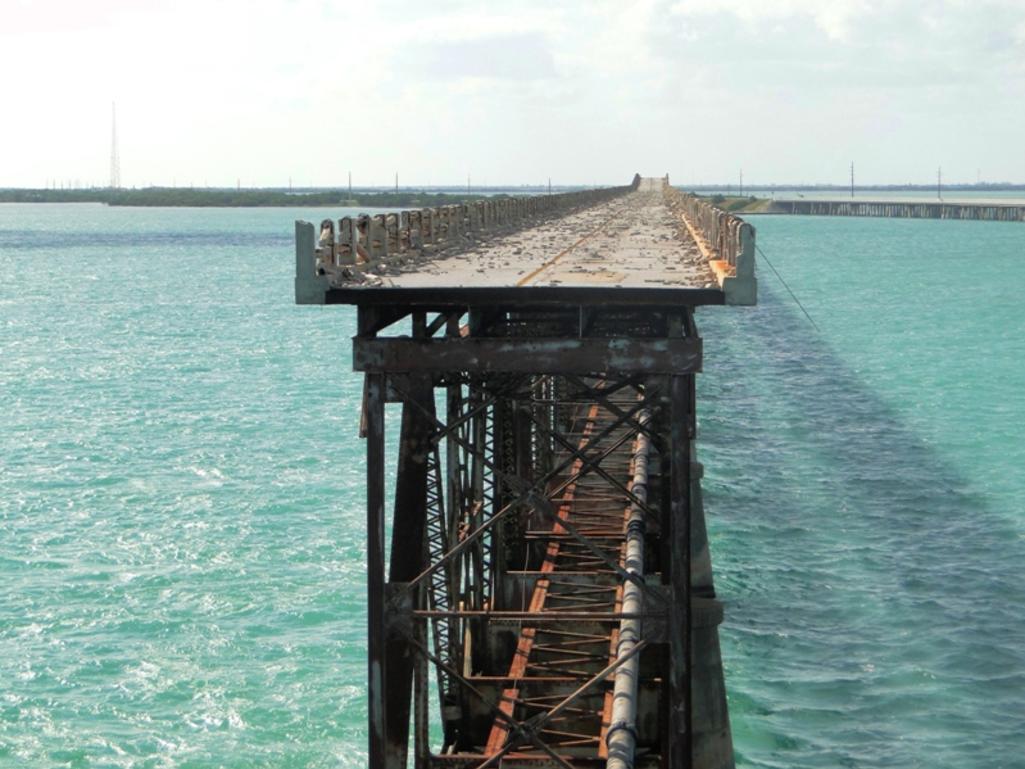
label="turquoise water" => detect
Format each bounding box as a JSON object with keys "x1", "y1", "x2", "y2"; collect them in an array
[
  {"x1": 699, "y1": 216, "x2": 1025, "y2": 767},
  {"x1": 2, "y1": 205, "x2": 1023, "y2": 767}
]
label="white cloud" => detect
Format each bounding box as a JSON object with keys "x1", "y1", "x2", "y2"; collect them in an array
[
  {"x1": 670, "y1": 0, "x2": 875, "y2": 41},
  {"x1": 0, "y1": 0, "x2": 1023, "y2": 187}
]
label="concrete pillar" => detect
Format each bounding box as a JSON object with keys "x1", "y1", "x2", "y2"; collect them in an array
[
  {"x1": 408, "y1": 212, "x2": 423, "y2": 253},
  {"x1": 338, "y1": 217, "x2": 356, "y2": 264},
  {"x1": 423, "y1": 209, "x2": 434, "y2": 245},
  {"x1": 370, "y1": 215, "x2": 387, "y2": 259}
]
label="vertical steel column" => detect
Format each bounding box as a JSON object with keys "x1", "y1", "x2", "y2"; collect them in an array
[
  {"x1": 441, "y1": 315, "x2": 464, "y2": 746},
  {"x1": 465, "y1": 376, "x2": 491, "y2": 680},
  {"x1": 493, "y1": 381, "x2": 517, "y2": 592},
  {"x1": 413, "y1": 610, "x2": 429, "y2": 769},
  {"x1": 384, "y1": 370, "x2": 433, "y2": 768},
  {"x1": 514, "y1": 385, "x2": 533, "y2": 486},
  {"x1": 668, "y1": 373, "x2": 693, "y2": 767},
  {"x1": 533, "y1": 377, "x2": 553, "y2": 480},
  {"x1": 480, "y1": 381, "x2": 498, "y2": 609},
  {"x1": 365, "y1": 372, "x2": 387, "y2": 767}
]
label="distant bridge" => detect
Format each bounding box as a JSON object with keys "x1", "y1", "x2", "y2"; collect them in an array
[
  {"x1": 768, "y1": 198, "x2": 1025, "y2": 222},
  {"x1": 295, "y1": 177, "x2": 756, "y2": 768}
]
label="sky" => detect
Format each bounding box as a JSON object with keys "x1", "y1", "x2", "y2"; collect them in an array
[{"x1": 2, "y1": 0, "x2": 1024, "y2": 188}]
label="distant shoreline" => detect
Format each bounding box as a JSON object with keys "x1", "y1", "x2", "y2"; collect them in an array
[
  {"x1": 4, "y1": 184, "x2": 1025, "y2": 209},
  {"x1": 0, "y1": 188, "x2": 510, "y2": 208}
]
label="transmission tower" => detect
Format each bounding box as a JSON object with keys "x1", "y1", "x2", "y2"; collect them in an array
[{"x1": 109, "y1": 102, "x2": 121, "y2": 189}]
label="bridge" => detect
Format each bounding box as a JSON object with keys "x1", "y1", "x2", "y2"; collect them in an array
[
  {"x1": 295, "y1": 177, "x2": 756, "y2": 768},
  {"x1": 767, "y1": 197, "x2": 1025, "y2": 222}
]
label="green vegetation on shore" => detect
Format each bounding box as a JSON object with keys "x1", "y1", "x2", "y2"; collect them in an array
[
  {"x1": 700, "y1": 194, "x2": 773, "y2": 213},
  {"x1": 0, "y1": 188, "x2": 502, "y2": 208},
  {"x1": 3, "y1": 186, "x2": 773, "y2": 213}
]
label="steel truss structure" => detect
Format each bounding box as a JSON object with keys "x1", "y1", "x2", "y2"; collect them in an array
[{"x1": 356, "y1": 298, "x2": 733, "y2": 769}]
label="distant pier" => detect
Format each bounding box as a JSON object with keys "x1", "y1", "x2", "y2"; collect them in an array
[{"x1": 767, "y1": 199, "x2": 1025, "y2": 222}]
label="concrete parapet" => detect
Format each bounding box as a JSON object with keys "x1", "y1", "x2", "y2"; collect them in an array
[
  {"x1": 723, "y1": 223, "x2": 757, "y2": 305},
  {"x1": 662, "y1": 182, "x2": 757, "y2": 306},
  {"x1": 294, "y1": 220, "x2": 328, "y2": 305}
]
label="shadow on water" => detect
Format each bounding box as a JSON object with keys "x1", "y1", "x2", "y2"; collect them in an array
[{"x1": 696, "y1": 284, "x2": 1025, "y2": 769}]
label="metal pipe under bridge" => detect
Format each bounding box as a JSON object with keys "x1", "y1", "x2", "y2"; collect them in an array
[{"x1": 294, "y1": 176, "x2": 757, "y2": 768}]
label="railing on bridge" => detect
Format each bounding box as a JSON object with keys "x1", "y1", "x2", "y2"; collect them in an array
[
  {"x1": 663, "y1": 181, "x2": 757, "y2": 306},
  {"x1": 295, "y1": 178, "x2": 641, "y2": 301}
]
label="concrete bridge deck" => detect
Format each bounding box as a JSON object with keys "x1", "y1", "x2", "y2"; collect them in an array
[
  {"x1": 370, "y1": 184, "x2": 715, "y2": 292},
  {"x1": 295, "y1": 177, "x2": 757, "y2": 308}
]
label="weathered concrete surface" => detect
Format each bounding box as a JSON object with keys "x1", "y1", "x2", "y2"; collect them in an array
[{"x1": 364, "y1": 181, "x2": 717, "y2": 290}]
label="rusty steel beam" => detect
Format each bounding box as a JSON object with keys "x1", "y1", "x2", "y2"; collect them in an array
[
  {"x1": 327, "y1": 286, "x2": 727, "y2": 309},
  {"x1": 354, "y1": 337, "x2": 702, "y2": 375},
  {"x1": 400, "y1": 630, "x2": 580, "y2": 767},
  {"x1": 389, "y1": 392, "x2": 647, "y2": 595},
  {"x1": 389, "y1": 387, "x2": 663, "y2": 608},
  {"x1": 413, "y1": 610, "x2": 662, "y2": 621}
]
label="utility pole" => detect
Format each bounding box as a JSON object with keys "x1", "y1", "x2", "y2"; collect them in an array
[
  {"x1": 548, "y1": 177, "x2": 552, "y2": 196},
  {"x1": 850, "y1": 161, "x2": 855, "y2": 198}
]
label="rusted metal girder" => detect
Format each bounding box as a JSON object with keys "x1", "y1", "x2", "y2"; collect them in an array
[
  {"x1": 354, "y1": 338, "x2": 702, "y2": 376},
  {"x1": 352, "y1": 298, "x2": 733, "y2": 769}
]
